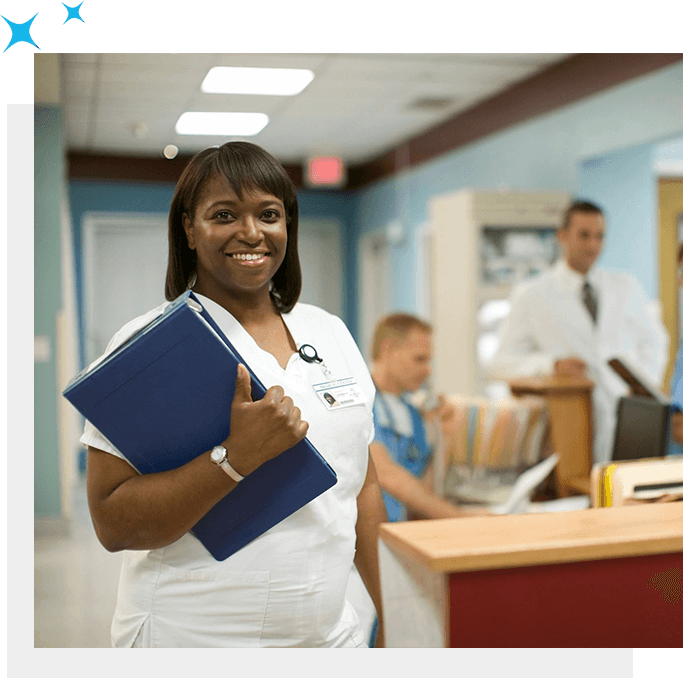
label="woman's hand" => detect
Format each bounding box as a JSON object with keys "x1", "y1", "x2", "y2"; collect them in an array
[{"x1": 224, "y1": 364, "x2": 309, "y2": 477}]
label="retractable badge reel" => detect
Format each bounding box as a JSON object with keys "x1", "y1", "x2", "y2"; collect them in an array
[
  {"x1": 299, "y1": 343, "x2": 366, "y2": 410},
  {"x1": 298, "y1": 343, "x2": 322, "y2": 364}
]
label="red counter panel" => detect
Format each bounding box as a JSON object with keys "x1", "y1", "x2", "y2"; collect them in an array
[{"x1": 448, "y1": 552, "x2": 682, "y2": 647}]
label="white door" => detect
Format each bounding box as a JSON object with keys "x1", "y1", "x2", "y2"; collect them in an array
[
  {"x1": 83, "y1": 213, "x2": 168, "y2": 365},
  {"x1": 416, "y1": 222, "x2": 433, "y2": 322},
  {"x1": 358, "y1": 232, "x2": 390, "y2": 362},
  {"x1": 297, "y1": 218, "x2": 344, "y2": 318}
]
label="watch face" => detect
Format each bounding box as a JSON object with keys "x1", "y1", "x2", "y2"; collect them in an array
[{"x1": 210, "y1": 446, "x2": 226, "y2": 463}]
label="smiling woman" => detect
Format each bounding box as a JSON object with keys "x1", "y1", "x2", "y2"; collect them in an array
[
  {"x1": 79, "y1": 141, "x2": 386, "y2": 648},
  {"x1": 166, "y1": 141, "x2": 302, "y2": 313}
]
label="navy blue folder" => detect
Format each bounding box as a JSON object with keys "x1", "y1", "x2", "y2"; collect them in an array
[{"x1": 63, "y1": 290, "x2": 337, "y2": 560}]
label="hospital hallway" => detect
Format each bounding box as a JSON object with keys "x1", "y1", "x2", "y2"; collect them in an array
[{"x1": 34, "y1": 475, "x2": 122, "y2": 648}]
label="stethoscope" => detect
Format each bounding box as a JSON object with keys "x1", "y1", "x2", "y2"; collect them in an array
[{"x1": 373, "y1": 386, "x2": 421, "y2": 463}]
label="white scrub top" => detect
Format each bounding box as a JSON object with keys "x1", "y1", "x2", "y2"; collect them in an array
[
  {"x1": 80, "y1": 294, "x2": 375, "y2": 647},
  {"x1": 488, "y1": 260, "x2": 669, "y2": 463}
]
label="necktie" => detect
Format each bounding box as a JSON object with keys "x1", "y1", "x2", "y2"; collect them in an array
[{"x1": 582, "y1": 280, "x2": 598, "y2": 324}]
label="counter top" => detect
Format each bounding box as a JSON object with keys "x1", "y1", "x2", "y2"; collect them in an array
[{"x1": 378, "y1": 503, "x2": 682, "y2": 573}]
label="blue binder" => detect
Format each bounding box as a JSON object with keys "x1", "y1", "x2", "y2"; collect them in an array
[{"x1": 63, "y1": 291, "x2": 338, "y2": 561}]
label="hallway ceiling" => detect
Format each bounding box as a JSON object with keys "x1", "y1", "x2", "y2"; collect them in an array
[{"x1": 60, "y1": 53, "x2": 571, "y2": 165}]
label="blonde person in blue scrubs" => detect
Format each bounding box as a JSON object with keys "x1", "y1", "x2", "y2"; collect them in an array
[
  {"x1": 365, "y1": 314, "x2": 488, "y2": 646},
  {"x1": 369, "y1": 314, "x2": 489, "y2": 522}
]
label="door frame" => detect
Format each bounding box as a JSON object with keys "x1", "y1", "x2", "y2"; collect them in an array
[{"x1": 658, "y1": 177, "x2": 683, "y2": 389}]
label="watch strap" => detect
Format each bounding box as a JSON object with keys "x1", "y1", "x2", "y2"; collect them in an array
[{"x1": 211, "y1": 445, "x2": 245, "y2": 483}]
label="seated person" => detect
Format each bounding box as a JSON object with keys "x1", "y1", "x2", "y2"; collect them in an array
[{"x1": 369, "y1": 313, "x2": 488, "y2": 520}]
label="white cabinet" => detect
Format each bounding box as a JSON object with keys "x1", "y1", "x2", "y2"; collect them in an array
[{"x1": 429, "y1": 190, "x2": 570, "y2": 397}]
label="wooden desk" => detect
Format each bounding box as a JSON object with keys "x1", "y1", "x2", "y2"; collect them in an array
[
  {"x1": 378, "y1": 503, "x2": 682, "y2": 647},
  {"x1": 509, "y1": 376, "x2": 594, "y2": 497}
]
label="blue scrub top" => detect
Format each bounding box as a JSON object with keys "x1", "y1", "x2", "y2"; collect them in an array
[{"x1": 372, "y1": 393, "x2": 432, "y2": 521}]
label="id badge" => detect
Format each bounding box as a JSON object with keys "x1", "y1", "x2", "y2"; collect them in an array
[{"x1": 314, "y1": 377, "x2": 367, "y2": 410}]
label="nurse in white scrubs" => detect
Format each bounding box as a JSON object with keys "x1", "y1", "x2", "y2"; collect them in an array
[{"x1": 82, "y1": 141, "x2": 387, "y2": 648}]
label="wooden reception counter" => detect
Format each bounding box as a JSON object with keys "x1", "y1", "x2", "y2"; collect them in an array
[{"x1": 378, "y1": 503, "x2": 682, "y2": 647}]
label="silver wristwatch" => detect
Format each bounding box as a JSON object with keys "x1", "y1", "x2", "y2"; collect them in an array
[{"x1": 210, "y1": 445, "x2": 244, "y2": 483}]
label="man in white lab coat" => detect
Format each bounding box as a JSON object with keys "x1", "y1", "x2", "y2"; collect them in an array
[{"x1": 488, "y1": 200, "x2": 669, "y2": 463}]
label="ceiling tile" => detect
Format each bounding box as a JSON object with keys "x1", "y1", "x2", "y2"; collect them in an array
[{"x1": 60, "y1": 53, "x2": 574, "y2": 165}]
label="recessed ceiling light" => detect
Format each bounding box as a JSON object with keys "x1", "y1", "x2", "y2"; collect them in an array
[
  {"x1": 201, "y1": 67, "x2": 315, "y2": 96},
  {"x1": 175, "y1": 112, "x2": 269, "y2": 136}
]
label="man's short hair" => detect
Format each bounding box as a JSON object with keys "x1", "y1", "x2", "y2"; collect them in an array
[
  {"x1": 561, "y1": 200, "x2": 604, "y2": 230},
  {"x1": 371, "y1": 313, "x2": 432, "y2": 361}
]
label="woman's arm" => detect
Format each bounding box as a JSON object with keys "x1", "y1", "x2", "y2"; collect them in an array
[
  {"x1": 354, "y1": 454, "x2": 387, "y2": 647},
  {"x1": 88, "y1": 446, "x2": 237, "y2": 552},
  {"x1": 87, "y1": 364, "x2": 308, "y2": 552}
]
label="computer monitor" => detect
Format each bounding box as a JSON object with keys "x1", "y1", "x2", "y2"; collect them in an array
[{"x1": 611, "y1": 395, "x2": 671, "y2": 461}]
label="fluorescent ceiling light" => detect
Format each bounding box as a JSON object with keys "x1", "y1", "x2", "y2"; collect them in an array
[
  {"x1": 201, "y1": 67, "x2": 315, "y2": 96},
  {"x1": 175, "y1": 112, "x2": 269, "y2": 136}
]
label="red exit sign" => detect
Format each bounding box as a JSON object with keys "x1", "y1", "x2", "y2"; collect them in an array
[{"x1": 306, "y1": 156, "x2": 346, "y2": 187}]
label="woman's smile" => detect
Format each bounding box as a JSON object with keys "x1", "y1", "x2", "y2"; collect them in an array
[{"x1": 226, "y1": 251, "x2": 270, "y2": 265}]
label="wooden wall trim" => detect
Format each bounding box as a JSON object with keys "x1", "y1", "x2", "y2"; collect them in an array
[
  {"x1": 67, "y1": 152, "x2": 304, "y2": 188},
  {"x1": 67, "y1": 54, "x2": 682, "y2": 190}
]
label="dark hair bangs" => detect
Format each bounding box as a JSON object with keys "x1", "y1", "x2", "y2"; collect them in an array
[{"x1": 210, "y1": 145, "x2": 296, "y2": 215}]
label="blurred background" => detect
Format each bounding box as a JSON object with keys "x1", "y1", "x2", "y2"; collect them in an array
[{"x1": 34, "y1": 52, "x2": 682, "y2": 646}]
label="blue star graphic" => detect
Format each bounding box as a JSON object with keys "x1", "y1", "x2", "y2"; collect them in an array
[
  {"x1": 2, "y1": 13, "x2": 40, "y2": 52},
  {"x1": 63, "y1": 2, "x2": 85, "y2": 24}
]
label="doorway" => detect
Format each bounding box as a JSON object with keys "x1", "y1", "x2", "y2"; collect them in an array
[
  {"x1": 358, "y1": 232, "x2": 390, "y2": 362},
  {"x1": 298, "y1": 218, "x2": 344, "y2": 318},
  {"x1": 82, "y1": 213, "x2": 169, "y2": 367},
  {"x1": 658, "y1": 177, "x2": 683, "y2": 389}
]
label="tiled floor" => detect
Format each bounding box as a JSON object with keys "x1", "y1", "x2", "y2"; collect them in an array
[{"x1": 34, "y1": 475, "x2": 123, "y2": 648}]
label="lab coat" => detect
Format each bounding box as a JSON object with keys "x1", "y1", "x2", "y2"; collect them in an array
[
  {"x1": 81, "y1": 293, "x2": 376, "y2": 647},
  {"x1": 488, "y1": 259, "x2": 669, "y2": 463}
]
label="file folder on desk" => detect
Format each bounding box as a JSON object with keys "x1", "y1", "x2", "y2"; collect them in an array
[{"x1": 63, "y1": 291, "x2": 337, "y2": 561}]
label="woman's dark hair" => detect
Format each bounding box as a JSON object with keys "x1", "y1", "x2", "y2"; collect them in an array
[{"x1": 165, "y1": 141, "x2": 302, "y2": 312}]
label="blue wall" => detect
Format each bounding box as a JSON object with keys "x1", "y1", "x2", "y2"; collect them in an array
[
  {"x1": 578, "y1": 143, "x2": 660, "y2": 298},
  {"x1": 35, "y1": 106, "x2": 64, "y2": 515}
]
